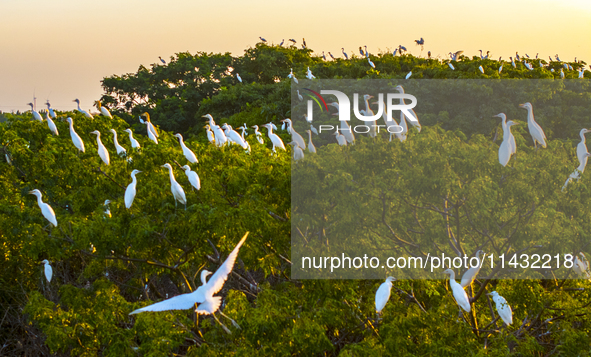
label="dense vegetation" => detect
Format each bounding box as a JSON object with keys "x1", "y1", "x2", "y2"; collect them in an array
[{"x1": 1, "y1": 43, "x2": 591, "y2": 356}]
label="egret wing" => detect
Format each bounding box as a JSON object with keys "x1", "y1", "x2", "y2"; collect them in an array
[
  {"x1": 204, "y1": 233, "x2": 249, "y2": 296},
  {"x1": 375, "y1": 282, "x2": 391, "y2": 312},
  {"x1": 129, "y1": 290, "x2": 205, "y2": 314}
]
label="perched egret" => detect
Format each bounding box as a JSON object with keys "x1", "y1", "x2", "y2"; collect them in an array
[
  {"x1": 395, "y1": 85, "x2": 421, "y2": 132},
  {"x1": 262, "y1": 123, "x2": 285, "y2": 152},
  {"x1": 519, "y1": 102, "x2": 547, "y2": 149},
  {"x1": 560, "y1": 68, "x2": 565, "y2": 79},
  {"x1": 572, "y1": 253, "x2": 591, "y2": 279},
  {"x1": 142, "y1": 112, "x2": 159, "y2": 137},
  {"x1": 90, "y1": 131, "x2": 110, "y2": 165},
  {"x1": 341, "y1": 48, "x2": 349, "y2": 60},
  {"x1": 306, "y1": 67, "x2": 316, "y2": 79},
  {"x1": 297, "y1": 90, "x2": 303, "y2": 102},
  {"x1": 405, "y1": 71, "x2": 412, "y2": 79},
  {"x1": 281, "y1": 119, "x2": 306, "y2": 150},
  {"x1": 375, "y1": 277, "x2": 395, "y2": 314},
  {"x1": 577, "y1": 128, "x2": 591, "y2": 168},
  {"x1": 159, "y1": 56, "x2": 166, "y2": 64},
  {"x1": 109, "y1": 129, "x2": 127, "y2": 156},
  {"x1": 479, "y1": 65, "x2": 484, "y2": 74},
  {"x1": 29, "y1": 189, "x2": 58, "y2": 227},
  {"x1": 287, "y1": 68, "x2": 298, "y2": 83},
  {"x1": 460, "y1": 250, "x2": 485, "y2": 287},
  {"x1": 488, "y1": 291, "x2": 512, "y2": 326},
  {"x1": 562, "y1": 152, "x2": 591, "y2": 191},
  {"x1": 222, "y1": 124, "x2": 248, "y2": 150},
  {"x1": 443, "y1": 269, "x2": 470, "y2": 313},
  {"x1": 252, "y1": 125, "x2": 264, "y2": 144},
  {"x1": 236, "y1": 73, "x2": 242, "y2": 83},
  {"x1": 493, "y1": 113, "x2": 516, "y2": 155},
  {"x1": 204, "y1": 125, "x2": 215, "y2": 144},
  {"x1": 288, "y1": 141, "x2": 304, "y2": 160},
  {"x1": 41, "y1": 259, "x2": 53, "y2": 283},
  {"x1": 44, "y1": 110, "x2": 59, "y2": 136},
  {"x1": 333, "y1": 128, "x2": 347, "y2": 146},
  {"x1": 144, "y1": 122, "x2": 159, "y2": 144},
  {"x1": 45, "y1": 101, "x2": 56, "y2": 119},
  {"x1": 448, "y1": 63, "x2": 455, "y2": 70},
  {"x1": 181, "y1": 165, "x2": 201, "y2": 191},
  {"x1": 174, "y1": 134, "x2": 198, "y2": 163},
  {"x1": 96, "y1": 101, "x2": 113, "y2": 119},
  {"x1": 359, "y1": 46, "x2": 364, "y2": 56},
  {"x1": 66, "y1": 117, "x2": 85, "y2": 153},
  {"x1": 499, "y1": 64, "x2": 503, "y2": 73},
  {"x1": 203, "y1": 114, "x2": 228, "y2": 147},
  {"x1": 73, "y1": 99, "x2": 94, "y2": 119},
  {"x1": 162, "y1": 163, "x2": 187, "y2": 208},
  {"x1": 279, "y1": 39, "x2": 284, "y2": 46},
  {"x1": 103, "y1": 199, "x2": 111, "y2": 218},
  {"x1": 289, "y1": 38, "x2": 296, "y2": 43},
  {"x1": 322, "y1": 51, "x2": 326, "y2": 61},
  {"x1": 27, "y1": 103, "x2": 43, "y2": 122},
  {"x1": 310, "y1": 124, "x2": 318, "y2": 135},
  {"x1": 125, "y1": 170, "x2": 142, "y2": 209},
  {"x1": 130, "y1": 233, "x2": 249, "y2": 333},
  {"x1": 498, "y1": 121, "x2": 519, "y2": 167},
  {"x1": 328, "y1": 52, "x2": 335, "y2": 60},
  {"x1": 368, "y1": 58, "x2": 375, "y2": 68},
  {"x1": 124, "y1": 129, "x2": 141, "y2": 149},
  {"x1": 306, "y1": 129, "x2": 316, "y2": 153},
  {"x1": 328, "y1": 102, "x2": 355, "y2": 143}
]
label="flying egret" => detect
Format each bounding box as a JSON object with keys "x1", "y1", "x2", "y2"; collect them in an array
[
  {"x1": 236, "y1": 73, "x2": 242, "y2": 83},
  {"x1": 204, "y1": 125, "x2": 215, "y2": 144},
  {"x1": 259, "y1": 36, "x2": 267, "y2": 42},
  {"x1": 130, "y1": 233, "x2": 249, "y2": 333},
  {"x1": 27, "y1": 103, "x2": 43, "y2": 122},
  {"x1": 289, "y1": 38, "x2": 296, "y2": 43},
  {"x1": 306, "y1": 129, "x2": 316, "y2": 153},
  {"x1": 333, "y1": 128, "x2": 347, "y2": 146},
  {"x1": 66, "y1": 117, "x2": 85, "y2": 153},
  {"x1": 45, "y1": 101, "x2": 56, "y2": 119},
  {"x1": 125, "y1": 170, "x2": 141, "y2": 209},
  {"x1": 162, "y1": 163, "x2": 187, "y2": 208},
  {"x1": 288, "y1": 141, "x2": 304, "y2": 160},
  {"x1": 262, "y1": 123, "x2": 285, "y2": 152},
  {"x1": 124, "y1": 129, "x2": 141, "y2": 149},
  {"x1": 109, "y1": 129, "x2": 127, "y2": 156},
  {"x1": 222, "y1": 124, "x2": 248, "y2": 150},
  {"x1": 415, "y1": 38, "x2": 424, "y2": 46},
  {"x1": 460, "y1": 250, "x2": 485, "y2": 287},
  {"x1": 572, "y1": 253, "x2": 591, "y2": 279},
  {"x1": 493, "y1": 113, "x2": 516, "y2": 155},
  {"x1": 375, "y1": 277, "x2": 395, "y2": 314},
  {"x1": 281, "y1": 119, "x2": 306, "y2": 150},
  {"x1": 90, "y1": 131, "x2": 110, "y2": 165},
  {"x1": 488, "y1": 291, "x2": 512, "y2": 326},
  {"x1": 443, "y1": 269, "x2": 470, "y2": 313},
  {"x1": 174, "y1": 134, "x2": 198, "y2": 163},
  {"x1": 498, "y1": 121, "x2": 519, "y2": 167},
  {"x1": 203, "y1": 115, "x2": 228, "y2": 147},
  {"x1": 44, "y1": 110, "x2": 59, "y2": 136},
  {"x1": 29, "y1": 189, "x2": 57, "y2": 227},
  {"x1": 576, "y1": 128, "x2": 591, "y2": 168},
  {"x1": 96, "y1": 101, "x2": 113, "y2": 119},
  {"x1": 41, "y1": 259, "x2": 53, "y2": 283},
  {"x1": 519, "y1": 102, "x2": 547, "y2": 149},
  {"x1": 181, "y1": 165, "x2": 201, "y2": 191},
  {"x1": 142, "y1": 112, "x2": 159, "y2": 137},
  {"x1": 252, "y1": 125, "x2": 264, "y2": 144},
  {"x1": 73, "y1": 99, "x2": 94, "y2": 119},
  {"x1": 104, "y1": 199, "x2": 111, "y2": 218}
]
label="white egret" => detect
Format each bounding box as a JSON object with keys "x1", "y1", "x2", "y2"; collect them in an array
[
  {"x1": 333, "y1": 128, "x2": 347, "y2": 146},
  {"x1": 306, "y1": 67, "x2": 316, "y2": 79},
  {"x1": 109, "y1": 129, "x2": 127, "y2": 156},
  {"x1": 499, "y1": 64, "x2": 503, "y2": 73},
  {"x1": 182, "y1": 165, "x2": 201, "y2": 191},
  {"x1": 204, "y1": 125, "x2": 215, "y2": 144},
  {"x1": 203, "y1": 114, "x2": 228, "y2": 147},
  {"x1": 27, "y1": 103, "x2": 43, "y2": 122},
  {"x1": 96, "y1": 101, "x2": 113, "y2": 119},
  {"x1": 562, "y1": 152, "x2": 591, "y2": 191},
  {"x1": 45, "y1": 101, "x2": 56, "y2": 119},
  {"x1": 443, "y1": 269, "x2": 470, "y2": 313},
  {"x1": 375, "y1": 277, "x2": 395, "y2": 314},
  {"x1": 448, "y1": 63, "x2": 455, "y2": 70},
  {"x1": 310, "y1": 124, "x2": 318, "y2": 135},
  {"x1": 297, "y1": 90, "x2": 303, "y2": 102},
  {"x1": 66, "y1": 117, "x2": 85, "y2": 153},
  {"x1": 306, "y1": 129, "x2": 316, "y2": 153},
  {"x1": 222, "y1": 124, "x2": 249, "y2": 150},
  {"x1": 174, "y1": 134, "x2": 198, "y2": 163},
  {"x1": 261, "y1": 123, "x2": 285, "y2": 152},
  {"x1": 373, "y1": 99, "x2": 404, "y2": 142},
  {"x1": 29, "y1": 189, "x2": 57, "y2": 227},
  {"x1": 124, "y1": 129, "x2": 141, "y2": 150},
  {"x1": 41, "y1": 259, "x2": 53, "y2": 283},
  {"x1": 288, "y1": 141, "x2": 304, "y2": 160},
  {"x1": 90, "y1": 130, "x2": 110, "y2": 165},
  {"x1": 488, "y1": 291, "x2": 512, "y2": 326},
  {"x1": 144, "y1": 122, "x2": 159, "y2": 144},
  {"x1": 130, "y1": 233, "x2": 249, "y2": 333},
  {"x1": 519, "y1": 102, "x2": 547, "y2": 149},
  {"x1": 287, "y1": 68, "x2": 298, "y2": 84},
  {"x1": 361, "y1": 95, "x2": 378, "y2": 138},
  {"x1": 239, "y1": 123, "x2": 248, "y2": 140},
  {"x1": 236, "y1": 73, "x2": 242, "y2": 83},
  {"x1": 142, "y1": 112, "x2": 159, "y2": 137},
  {"x1": 328, "y1": 102, "x2": 355, "y2": 143},
  {"x1": 395, "y1": 85, "x2": 421, "y2": 132},
  {"x1": 125, "y1": 170, "x2": 142, "y2": 209},
  {"x1": 281, "y1": 119, "x2": 306, "y2": 150},
  {"x1": 162, "y1": 163, "x2": 187, "y2": 208},
  {"x1": 560, "y1": 68, "x2": 565, "y2": 79},
  {"x1": 479, "y1": 65, "x2": 484, "y2": 74},
  {"x1": 104, "y1": 199, "x2": 111, "y2": 218},
  {"x1": 44, "y1": 110, "x2": 59, "y2": 136},
  {"x1": 493, "y1": 113, "x2": 516, "y2": 155},
  {"x1": 576, "y1": 128, "x2": 590, "y2": 168},
  {"x1": 73, "y1": 99, "x2": 94, "y2": 119},
  {"x1": 498, "y1": 121, "x2": 519, "y2": 167},
  {"x1": 572, "y1": 253, "x2": 591, "y2": 279},
  {"x1": 460, "y1": 250, "x2": 485, "y2": 288},
  {"x1": 405, "y1": 71, "x2": 412, "y2": 79},
  {"x1": 252, "y1": 125, "x2": 264, "y2": 144},
  {"x1": 368, "y1": 58, "x2": 376, "y2": 69}
]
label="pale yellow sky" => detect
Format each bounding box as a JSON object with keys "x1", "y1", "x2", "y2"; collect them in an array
[{"x1": 1, "y1": 0, "x2": 589, "y2": 113}]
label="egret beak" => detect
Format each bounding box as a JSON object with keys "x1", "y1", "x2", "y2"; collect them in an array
[{"x1": 28, "y1": 190, "x2": 35, "y2": 194}]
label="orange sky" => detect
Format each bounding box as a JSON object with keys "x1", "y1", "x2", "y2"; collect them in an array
[{"x1": 1, "y1": 0, "x2": 589, "y2": 113}]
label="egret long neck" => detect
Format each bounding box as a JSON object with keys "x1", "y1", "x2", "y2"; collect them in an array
[
  {"x1": 35, "y1": 193, "x2": 43, "y2": 205},
  {"x1": 167, "y1": 167, "x2": 176, "y2": 182}
]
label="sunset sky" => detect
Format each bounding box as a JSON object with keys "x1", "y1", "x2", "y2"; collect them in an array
[{"x1": 1, "y1": 0, "x2": 589, "y2": 113}]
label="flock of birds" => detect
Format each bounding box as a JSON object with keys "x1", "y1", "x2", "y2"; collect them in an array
[{"x1": 17, "y1": 41, "x2": 591, "y2": 335}]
